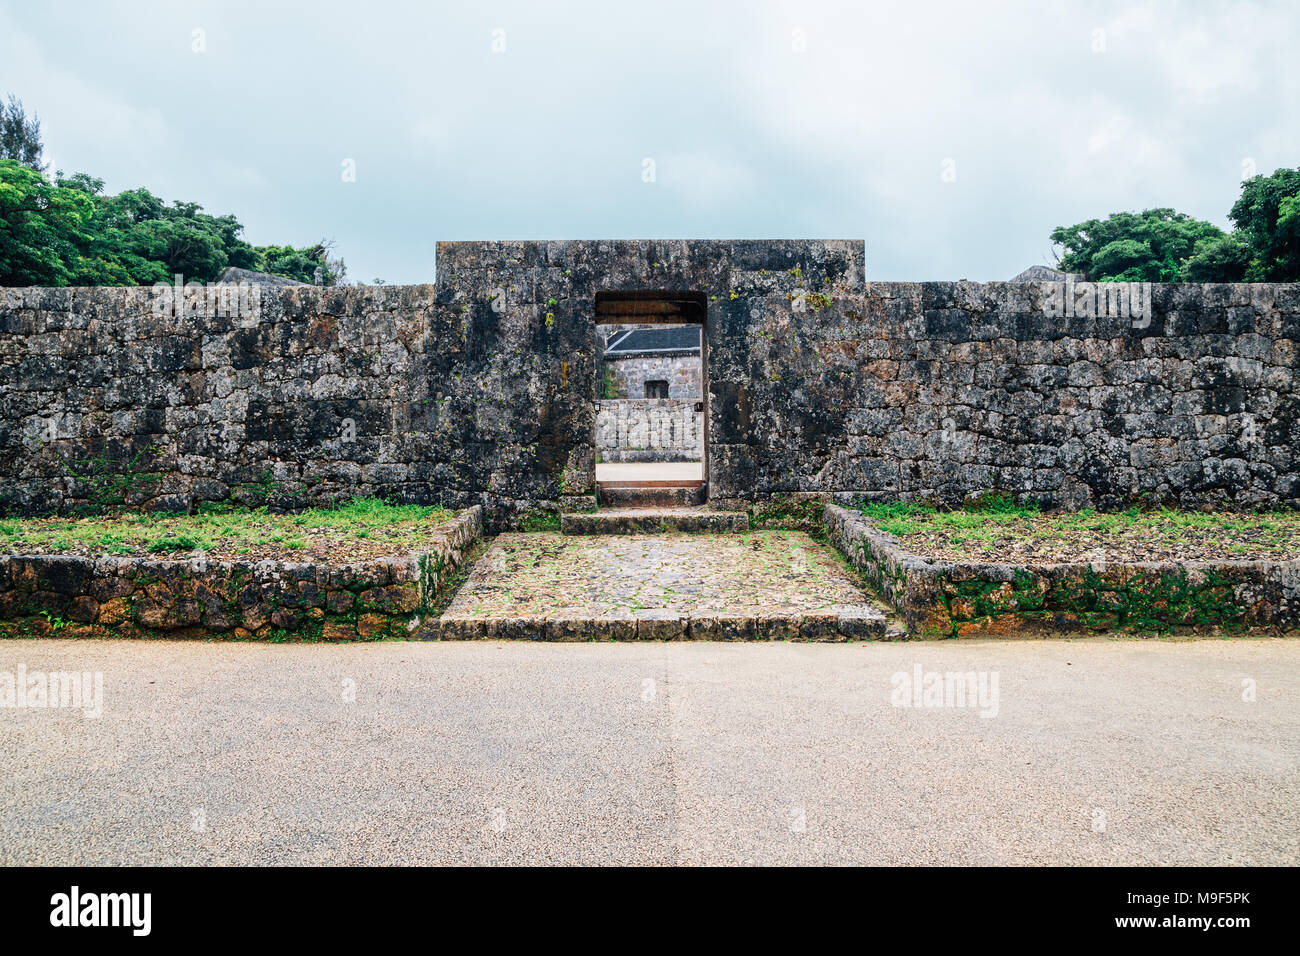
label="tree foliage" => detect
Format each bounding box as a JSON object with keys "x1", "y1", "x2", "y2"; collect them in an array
[
  {"x1": 0, "y1": 159, "x2": 93, "y2": 285},
  {"x1": 1053, "y1": 168, "x2": 1300, "y2": 282},
  {"x1": 1182, "y1": 234, "x2": 1252, "y2": 282},
  {"x1": 258, "y1": 243, "x2": 346, "y2": 285},
  {"x1": 1228, "y1": 168, "x2": 1300, "y2": 281},
  {"x1": 1050, "y1": 209, "x2": 1224, "y2": 282},
  {"x1": 0, "y1": 94, "x2": 346, "y2": 287},
  {"x1": 0, "y1": 158, "x2": 345, "y2": 287},
  {"x1": 0, "y1": 94, "x2": 44, "y2": 170}
]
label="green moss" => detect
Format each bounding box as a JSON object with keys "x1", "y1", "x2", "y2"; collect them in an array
[
  {"x1": 517, "y1": 508, "x2": 561, "y2": 532},
  {"x1": 417, "y1": 551, "x2": 446, "y2": 614},
  {"x1": 859, "y1": 499, "x2": 1300, "y2": 560},
  {"x1": 53, "y1": 443, "x2": 163, "y2": 513},
  {"x1": 599, "y1": 363, "x2": 620, "y2": 399},
  {"x1": 937, "y1": 566, "x2": 1252, "y2": 636},
  {"x1": 751, "y1": 494, "x2": 825, "y2": 530}
]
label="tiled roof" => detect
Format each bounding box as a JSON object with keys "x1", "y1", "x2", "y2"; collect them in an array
[{"x1": 605, "y1": 326, "x2": 701, "y2": 354}]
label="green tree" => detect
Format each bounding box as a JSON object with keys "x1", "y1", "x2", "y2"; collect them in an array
[
  {"x1": 1227, "y1": 167, "x2": 1300, "y2": 281},
  {"x1": 1050, "y1": 209, "x2": 1225, "y2": 282},
  {"x1": 1, "y1": 157, "x2": 346, "y2": 287},
  {"x1": 1182, "y1": 234, "x2": 1252, "y2": 282},
  {"x1": 0, "y1": 158, "x2": 93, "y2": 285},
  {"x1": 1, "y1": 99, "x2": 352, "y2": 288},
  {"x1": 1054, "y1": 168, "x2": 1300, "y2": 284},
  {"x1": 255, "y1": 241, "x2": 347, "y2": 285},
  {"x1": 0, "y1": 95, "x2": 44, "y2": 170}
]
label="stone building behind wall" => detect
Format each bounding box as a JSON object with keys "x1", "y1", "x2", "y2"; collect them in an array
[
  {"x1": 598, "y1": 325, "x2": 704, "y2": 462},
  {"x1": 596, "y1": 399, "x2": 702, "y2": 462},
  {"x1": 602, "y1": 325, "x2": 701, "y2": 399}
]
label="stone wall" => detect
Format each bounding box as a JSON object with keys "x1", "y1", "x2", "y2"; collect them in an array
[
  {"x1": 2, "y1": 241, "x2": 1297, "y2": 519},
  {"x1": 707, "y1": 280, "x2": 1299, "y2": 510},
  {"x1": 605, "y1": 354, "x2": 702, "y2": 399},
  {"x1": 596, "y1": 399, "x2": 702, "y2": 462},
  {"x1": 0, "y1": 282, "x2": 596, "y2": 527}
]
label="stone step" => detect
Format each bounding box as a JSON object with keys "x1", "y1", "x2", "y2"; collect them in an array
[
  {"x1": 560, "y1": 508, "x2": 749, "y2": 534},
  {"x1": 437, "y1": 601, "x2": 893, "y2": 641},
  {"x1": 597, "y1": 483, "x2": 706, "y2": 508},
  {"x1": 436, "y1": 529, "x2": 901, "y2": 641}
]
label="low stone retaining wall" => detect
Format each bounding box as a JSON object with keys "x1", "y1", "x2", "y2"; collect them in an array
[
  {"x1": 0, "y1": 506, "x2": 482, "y2": 640},
  {"x1": 596, "y1": 399, "x2": 702, "y2": 463},
  {"x1": 824, "y1": 504, "x2": 1300, "y2": 637}
]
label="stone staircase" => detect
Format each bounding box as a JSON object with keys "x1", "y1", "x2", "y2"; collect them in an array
[
  {"x1": 568, "y1": 474, "x2": 752, "y2": 533},
  {"x1": 596, "y1": 481, "x2": 706, "y2": 509},
  {"x1": 561, "y1": 507, "x2": 749, "y2": 534},
  {"x1": 436, "y1": 531, "x2": 905, "y2": 641}
]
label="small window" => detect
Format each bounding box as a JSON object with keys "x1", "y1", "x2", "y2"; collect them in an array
[{"x1": 645, "y1": 380, "x2": 669, "y2": 399}]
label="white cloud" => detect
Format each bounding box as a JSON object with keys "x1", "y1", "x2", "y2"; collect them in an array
[
  {"x1": 0, "y1": 7, "x2": 173, "y2": 185},
  {"x1": 0, "y1": 0, "x2": 1296, "y2": 282}
]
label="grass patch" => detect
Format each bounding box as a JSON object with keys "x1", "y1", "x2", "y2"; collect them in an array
[
  {"x1": 0, "y1": 497, "x2": 457, "y2": 560},
  {"x1": 751, "y1": 494, "x2": 825, "y2": 530},
  {"x1": 860, "y1": 500, "x2": 1300, "y2": 563}
]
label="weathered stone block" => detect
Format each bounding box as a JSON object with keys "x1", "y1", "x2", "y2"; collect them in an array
[
  {"x1": 437, "y1": 616, "x2": 486, "y2": 640},
  {"x1": 635, "y1": 609, "x2": 686, "y2": 641},
  {"x1": 96, "y1": 597, "x2": 132, "y2": 626},
  {"x1": 326, "y1": 590, "x2": 355, "y2": 613},
  {"x1": 66, "y1": 595, "x2": 99, "y2": 623},
  {"x1": 484, "y1": 617, "x2": 546, "y2": 640},
  {"x1": 358, "y1": 584, "x2": 420, "y2": 614},
  {"x1": 322, "y1": 621, "x2": 358, "y2": 641}
]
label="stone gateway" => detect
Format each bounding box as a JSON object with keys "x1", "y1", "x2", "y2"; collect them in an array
[{"x1": 1, "y1": 240, "x2": 1296, "y2": 526}]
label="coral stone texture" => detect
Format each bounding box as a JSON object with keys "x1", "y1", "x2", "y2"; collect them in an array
[{"x1": 2, "y1": 241, "x2": 1297, "y2": 524}]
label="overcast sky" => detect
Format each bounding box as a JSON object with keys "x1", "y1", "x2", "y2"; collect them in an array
[{"x1": 2, "y1": 0, "x2": 1297, "y2": 284}]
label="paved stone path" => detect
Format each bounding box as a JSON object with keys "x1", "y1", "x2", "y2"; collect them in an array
[
  {"x1": 438, "y1": 531, "x2": 891, "y2": 639},
  {"x1": 2, "y1": 639, "x2": 1295, "y2": 865},
  {"x1": 595, "y1": 461, "x2": 703, "y2": 482}
]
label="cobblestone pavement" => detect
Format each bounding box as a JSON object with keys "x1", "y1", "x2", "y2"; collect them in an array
[{"x1": 440, "y1": 531, "x2": 876, "y2": 622}]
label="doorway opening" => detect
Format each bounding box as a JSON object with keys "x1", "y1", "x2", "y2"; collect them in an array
[{"x1": 594, "y1": 291, "x2": 707, "y2": 508}]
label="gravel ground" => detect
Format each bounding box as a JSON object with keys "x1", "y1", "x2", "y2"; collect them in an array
[{"x1": 1, "y1": 638, "x2": 1296, "y2": 865}]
